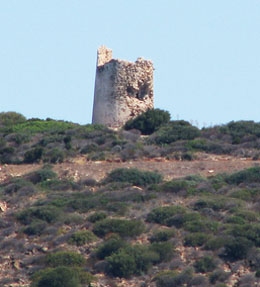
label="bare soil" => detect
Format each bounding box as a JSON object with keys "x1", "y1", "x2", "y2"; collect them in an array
[{"x1": 1, "y1": 153, "x2": 260, "y2": 183}]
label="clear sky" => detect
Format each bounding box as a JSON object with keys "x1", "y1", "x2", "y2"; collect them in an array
[{"x1": 1, "y1": 1, "x2": 260, "y2": 127}]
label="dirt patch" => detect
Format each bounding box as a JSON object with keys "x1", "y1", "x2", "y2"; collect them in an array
[{"x1": 1, "y1": 154, "x2": 260, "y2": 183}]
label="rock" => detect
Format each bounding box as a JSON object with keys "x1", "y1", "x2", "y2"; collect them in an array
[{"x1": 0, "y1": 201, "x2": 7, "y2": 212}]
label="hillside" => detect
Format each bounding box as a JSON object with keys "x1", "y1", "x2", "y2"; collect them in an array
[{"x1": 2, "y1": 111, "x2": 260, "y2": 287}]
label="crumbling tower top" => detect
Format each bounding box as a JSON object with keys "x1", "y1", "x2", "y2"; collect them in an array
[
  {"x1": 96, "y1": 45, "x2": 112, "y2": 67},
  {"x1": 92, "y1": 46, "x2": 154, "y2": 128}
]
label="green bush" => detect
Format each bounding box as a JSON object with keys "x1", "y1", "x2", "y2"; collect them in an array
[
  {"x1": 149, "y1": 229, "x2": 176, "y2": 242},
  {"x1": 80, "y1": 143, "x2": 98, "y2": 154},
  {"x1": 194, "y1": 255, "x2": 217, "y2": 273},
  {"x1": 68, "y1": 230, "x2": 97, "y2": 246},
  {"x1": 255, "y1": 270, "x2": 260, "y2": 278},
  {"x1": 25, "y1": 166, "x2": 57, "y2": 184},
  {"x1": 106, "y1": 248, "x2": 137, "y2": 278},
  {"x1": 155, "y1": 269, "x2": 193, "y2": 287},
  {"x1": 146, "y1": 206, "x2": 186, "y2": 225},
  {"x1": 226, "y1": 167, "x2": 260, "y2": 185},
  {"x1": 30, "y1": 266, "x2": 94, "y2": 287},
  {"x1": 0, "y1": 112, "x2": 26, "y2": 127},
  {"x1": 160, "y1": 180, "x2": 189, "y2": 193},
  {"x1": 226, "y1": 223, "x2": 260, "y2": 247},
  {"x1": 223, "y1": 237, "x2": 253, "y2": 261},
  {"x1": 39, "y1": 178, "x2": 81, "y2": 191},
  {"x1": 124, "y1": 109, "x2": 171, "y2": 135},
  {"x1": 10, "y1": 118, "x2": 76, "y2": 134},
  {"x1": 43, "y1": 148, "x2": 65, "y2": 163},
  {"x1": 96, "y1": 235, "x2": 127, "y2": 260},
  {"x1": 87, "y1": 212, "x2": 107, "y2": 223},
  {"x1": 184, "y1": 232, "x2": 210, "y2": 247},
  {"x1": 105, "y1": 168, "x2": 162, "y2": 186},
  {"x1": 148, "y1": 120, "x2": 200, "y2": 145},
  {"x1": 23, "y1": 220, "x2": 47, "y2": 236},
  {"x1": 150, "y1": 242, "x2": 174, "y2": 263},
  {"x1": 165, "y1": 212, "x2": 201, "y2": 229},
  {"x1": 228, "y1": 188, "x2": 258, "y2": 201},
  {"x1": 183, "y1": 218, "x2": 219, "y2": 233},
  {"x1": 192, "y1": 197, "x2": 227, "y2": 211},
  {"x1": 204, "y1": 236, "x2": 227, "y2": 251},
  {"x1": 31, "y1": 266, "x2": 80, "y2": 287},
  {"x1": 45, "y1": 251, "x2": 85, "y2": 268},
  {"x1": 209, "y1": 269, "x2": 230, "y2": 284},
  {"x1": 17, "y1": 206, "x2": 61, "y2": 224},
  {"x1": 3, "y1": 178, "x2": 34, "y2": 195},
  {"x1": 220, "y1": 120, "x2": 260, "y2": 144},
  {"x1": 24, "y1": 147, "x2": 43, "y2": 163},
  {"x1": 93, "y1": 218, "x2": 145, "y2": 238},
  {"x1": 106, "y1": 244, "x2": 159, "y2": 278}
]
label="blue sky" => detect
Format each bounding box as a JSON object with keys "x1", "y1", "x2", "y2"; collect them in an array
[{"x1": 1, "y1": 1, "x2": 260, "y2": 127}]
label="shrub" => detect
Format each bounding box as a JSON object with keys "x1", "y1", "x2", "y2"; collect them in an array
[
  {"x1": 255, "y1": 270, "x2": 260, "y2": 278},
  {"x1": 160, "y1": 180, "x2": 189, "y2": 193},
  {"x1": 184, "y1": 232, "x2": 210, "y2": 247},
  {"x1": 226, "y1": 167, "x2": 260, "y2": 185},
  {"x1": 149, "y1": 229, "x2": 176, "y2": 242},
  {"x1": 25, "y1": 167, "x2": 57, "y2": 184},
  {"x1": 39, "y1": 179, "x2": 81, "y2": 191},
  {"x1": 150, "y1": 242, "x2": 174, "y2": 263},
  {"x1": 223, "y1": 237, "x2": 253, "y2": 261},
  {"x1": 96, "y1": 235, "x2": 127, "y2": 260},
  {"x1": 227, "y1": 223, "x2": 260, "y2": 247},
  {"x1": 194, "y1": 255, "x2": 217, "y2": 273},
  {"x1": 10, "y1": 118, "x2": 76, "y2": 134},
  {"x1": 165, "y1": 212, "x2": 201, "y2": 229},
  {"x1": 24, "y1": 147, "x2": 43, "y2": 163},
  {"x1": 204, "y1": 236, "x2": 227, "y2": 251},
  {"x1": 68, "y1": 230, "x2": 97, "y2": 246},
  {"x1": 210, "y1": 269, "x2": 230, "y2": 284},
  {"x1": 0, "y1": 112, "x2": 26, "y2": 127},
  {"x1": 228, "y1": 188, "x2": 258, "y2": 201},
  {"x1": 192, "y1": 198, "x2": 227, "y2": 211},
  {"x1": 0, "y1": 146, "x2": 18, "y2": 164},
  {"x1": 106, "y1": 248, "x2": 137, "y2": 278},
  {"x1": 80, "y1": 143, "x2": 98, "y2": 154},
  {"x1": 87, "y1": 212, "x2": 107, "y2": 223},
  {"x1": 183, "y1": 218, "x2": 219, "y2": 233},
  {"x1": 3, "y1": 178, "x2": 34, "y2": 195},
  {"x1": 105, "y1": 168, "x2": 163, "y2": 186},
  {"x1": 146, "y1": 206, "x2": 186, "y2": 225},
  {"x1": 43, "y1": 148, "x2": 65, "y2": 163},
  {"x1": 106, "y1": 244, "x2": 159, "y2": 278},
  {"x1": 17, "y1": 206, "x2": 61, "y2": 224},
  {"x1": 93, "y1": 218, "x2": 145, "y2": 238},
  {"x1": 45, "y1": 251, "x2": 85, "y2": 268},
  {"x1": 124, "y1": 108, "x2": 171, "y2": 135},
  {"x1": 220, "y1": 121, "x2": 260, "y2": 144},
  {"x1": 31, "y1": 266, "x2": 80, "y2": 287},
  {"x1": 30, "y1": 266, "x2": 94, "y2": 287},
  {"x1": 148, "y1": 120, "x2": 200, "y2": 145},
  {"x1": 23, "y1": 220, "x2": 47, "y2": 236},
  {"x1": 155, "y1": 269, "x2": 193, "y2": 287}
]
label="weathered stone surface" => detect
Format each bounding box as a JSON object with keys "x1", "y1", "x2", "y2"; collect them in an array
[
  {"x1": 0, "y1": 201, "x2": 7, "y2": 212},
  {"x1": 92, "y1": 46, "x2": 154, "y2": 128}
]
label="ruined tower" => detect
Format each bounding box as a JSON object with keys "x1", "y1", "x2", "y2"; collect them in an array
[{"x1": 92, "y1": 46, "x2": 154, "y2": 128}]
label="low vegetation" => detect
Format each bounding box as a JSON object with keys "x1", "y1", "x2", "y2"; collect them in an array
[{"x1": 1, "y1": 110, "x2": 260, "y2": 286}]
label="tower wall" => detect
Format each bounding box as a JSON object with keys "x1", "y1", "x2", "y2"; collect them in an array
[{"x1": 92, "y1": 46, "x2": 154, "y2": 127}]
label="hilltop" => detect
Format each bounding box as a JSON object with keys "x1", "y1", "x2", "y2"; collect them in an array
[{"x1": 1, "y1": 111, "x2": 260, "y2": 287}]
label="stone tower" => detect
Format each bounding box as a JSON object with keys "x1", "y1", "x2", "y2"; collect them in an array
[{"x1": 92, "y1": 46, "x2": 154, "y2": 128}]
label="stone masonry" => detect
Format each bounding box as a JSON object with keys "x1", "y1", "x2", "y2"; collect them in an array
[{"x1": 92, "y1": 46, "x2": 154, "y2": 128}]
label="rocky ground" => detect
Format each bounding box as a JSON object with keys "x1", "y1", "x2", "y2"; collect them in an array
[
  {"x1": 1, "y1": 154, "x2": 260, "y2": 287},
  {"x1": 1, "y1": 154, "x2": 260, "y2": 184}
]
